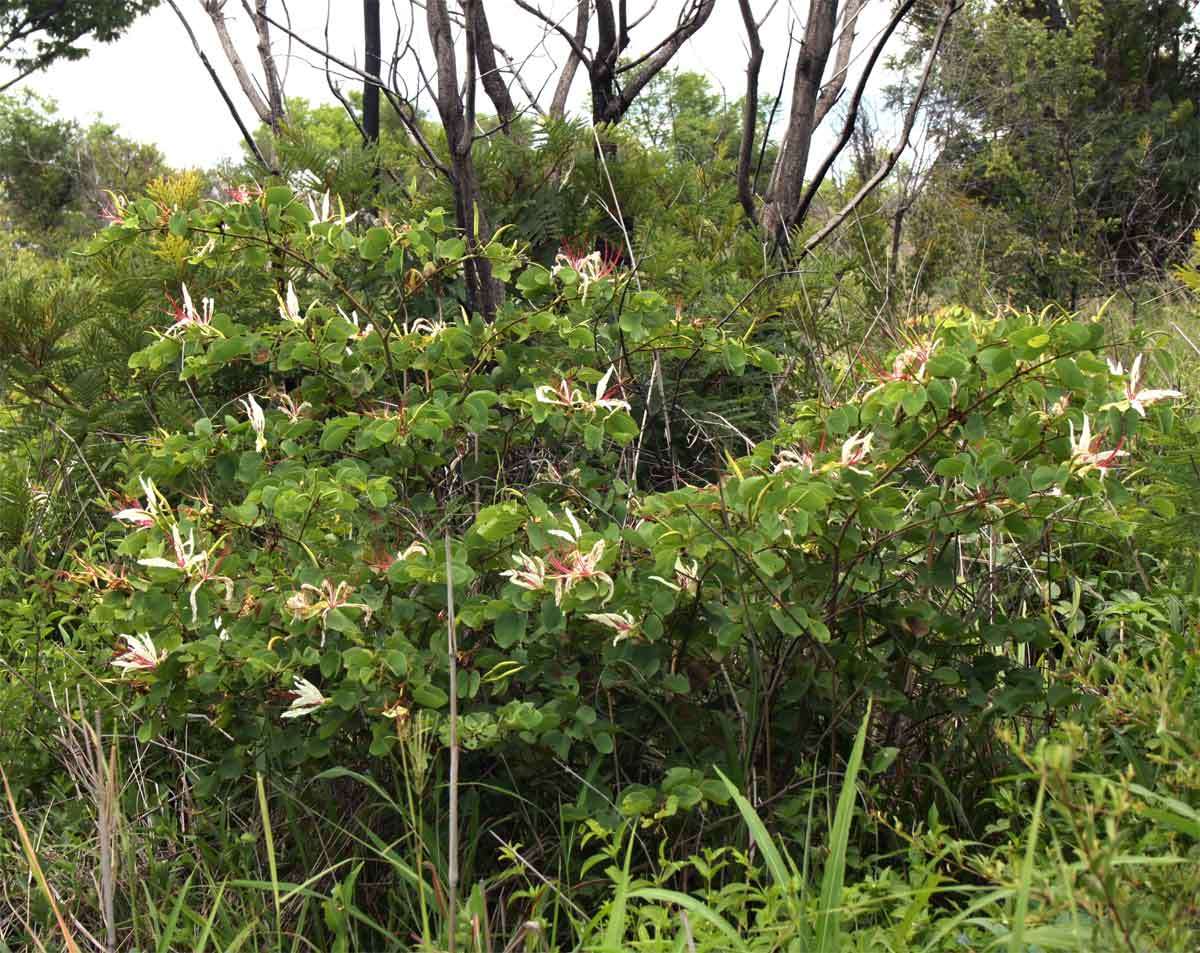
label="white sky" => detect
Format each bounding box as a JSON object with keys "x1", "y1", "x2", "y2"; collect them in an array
[{"x1": 19, "y1": 1, "x2": 897, "y2": 169}]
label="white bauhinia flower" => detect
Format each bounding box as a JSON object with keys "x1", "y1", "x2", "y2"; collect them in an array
[
  {"x1": 114, "y1": 476, "x2": 161, "y2": 526},
  {"x1": 112, "y1": 632, "x2": 166, "y2": 675},
  {"x1": 278, "y1": 281, "x2": 303, "y2": 324},
  {"x1": 500, "y1": 552, "x2": 547, "y2": 592},
  {"x1": 1124, "y1": 355, "x2": 1183, "y2": 417},
  {"x1": 585, "y1": 611, "x2": 639, "y2": 646},
  {"x1": 137, "y1": 525, "x2": 234, "y2": 622},
  {"x1": 138, "y1": 525, "x2": 200, "y2": 573},
  {"x1": 285, "y1": 580, "x2": 372, "y2": 645},
  {"x1": 164, "y1": 284, "x2": 216, "y2": 337},
  {"x1": 534, "y1": 368, "x2": 630, "y2": 415},
  {"x1": 276, "y1": 391, "x2": 311, "y2": 422},
  {"x1": 649, "y1": 556, "x2": 700, "y2": 595},
  {"x1": 240, "y1": 394, "x2": 267, "y2": 453},
  {"x1": 282, "y1": 676, "x2": 326, "y2": 719},
  {"x1": 535, "y1": 378, "x2": 586, "y2": 409},
  {"x1": 773, "y1": 448, "x2": 814, "y2": 473},
  {"x1": 1068, "y1": 414, "x2": 1128, "y2": 479},
  {"x1": 839, "y1": 431, "x2": 874, "y2": 473},
  {"x1": 338, "y1": 305, "x2": 374, "y2": 341},
  {"x1": 406, "y1": 317, "x2": 447, "y2": 338},
  {"x1": 592, "y1": 366, "x2": 631, "y2": 412},
  {"x1": 548, "y1": 506, "x2": 584, "y2": 545}
]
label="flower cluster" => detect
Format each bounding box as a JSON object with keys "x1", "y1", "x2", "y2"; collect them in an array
[
  {"x1": 225, "y1": 183, "x2": 262, "y2": 204},
  {"x1": 277, "y1": 281, "x2": 305, "y2": 325},
  {"x1": 585, "y1": 611, "x2": 639, "y2": 646},
  {"x1": 138, "y1": 524, "x2": 234, "y2": 621},
  {"x1": 552, "y1": 241, "x2": 623, "y2": 300},
  {"x1": 113, "y1": 476, "x2": 163, "y2": 527},
  {"x1": 239, "y1": 394, "x2": 267, "y2": 453},
  {"x1": 867, "y1": 337, "x2": 939, "y2": 387},
  {"x1": 369, "y1": 541, "x2": 429, "y2": 574},
  {"x1": 282, "y1": 676, "x2": 326, "y2": 719},
  {"x1": 501, "y1": 507, "x2": 614, "y2": 604},
  {"x1": 649, "y1": 556, "x2": 700, "y2": 595},
  {"x1": 772, "y1": 431, "x2": 873, "y2": 476}
]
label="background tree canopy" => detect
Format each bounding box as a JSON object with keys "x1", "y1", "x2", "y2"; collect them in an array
[{"x1": 0, "y1": 1, "x2": 159, "y2": 90}]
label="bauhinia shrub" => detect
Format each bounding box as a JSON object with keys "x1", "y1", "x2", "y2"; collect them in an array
[{"x1": 75, "y1": 186, "x2": 1185, "y2": 814}]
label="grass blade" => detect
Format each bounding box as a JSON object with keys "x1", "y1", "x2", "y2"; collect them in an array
[
  {"x1": 600, "y1": 825, "x2": 638, "y2": 951},
  {"x1": 1008, "y1": 766, "x2": 1047, "y2": 953},
  {"x1": 193, "y1": 879, "x2": 227, "y2": 953},
  {"x1": 256, "y1": 773, "x2": 282, "y2": 944},
  {"x1": 814, "y1": 699, "x2": 872, "y2": 953},
  {"x1": 715, "y1": 767, "x2": 794, "y2": 896},
  {"x1": 156, "y1": 869, "x2": 195, "y2": 953}
]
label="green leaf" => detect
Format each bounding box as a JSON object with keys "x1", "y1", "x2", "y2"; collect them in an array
[
  {"x1": 320, "y1": 416, "x2": 361, "y2": 451},
  {"x1": 1030, "y1": 465, "x2": 1061, "y2": 492},
  {"x1": 826, "y1": 405, "x2": 852, "y2": 435},
  {"x1": 901, "y1": 384, "x2": 927, "y2": 416},
  {"x1": 471, "y1": 502, "x2": 525, "y2": 542},
  {"x1": 934, "y1": 457, "x2": 966, "y2": 478},
  {"x1": 412, "y1": 683, "x2": 449, "y2": 709},
  {"x1": 978, "y1": 346, "x2": 1014, "y2": 375},
  {"x1": 494, "y1": 611, "x2": 525, "y2": 648},
  {"x1": 927, "y1": 352, "x2": 970, "y2": 379},
  {"x1": 360, "y1": 226, "x2": 391, "y2": 261}
]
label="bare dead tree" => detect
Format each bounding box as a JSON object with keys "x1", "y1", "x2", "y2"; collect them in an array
[
  {"x1": 736, "y1": 0, "x2": 765, "y2": 220},
  {"x1": 813, "y1": 0, "x2": 866, "y2": 128},
  {"x1": 738, "y1": 0, "x2": 959, "y2": 256},
  {"x1": 758, "y1": 0, "x2": 840, "y2": 240},
  {"x1": 466, "y1": 2, "x2": 517, "y2": 131},
  {"x1": 798, "y1": 0, "x2": 959, "y2": 258},
  {"x1": 549, "y1": 0, "x2": 589, "y2": 118},
  {"x1": 201, "y1": 1, "x2": 286, "y2": 133},
  {"x1": 203, "y1": 1, "x2": 272, "y2": 123},
  {"x1": 513, "y1": 0, "x2": 717, "y2": 127},
  {"x1": 258, "y1": 8, "x2": 451, "y2": 178},
  {"x1": 250, "y1": 0, "x2": 286, "y2": 128}
]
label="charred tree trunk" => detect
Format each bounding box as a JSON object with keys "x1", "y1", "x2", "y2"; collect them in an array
[
  {"x1": 363, "y1": 0, "x2": 381, "y2": 144},
  {"x1": 427, "y1": 0, "x2": 501, "y2": 317}
]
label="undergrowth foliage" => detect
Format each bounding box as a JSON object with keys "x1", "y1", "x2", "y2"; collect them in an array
[{"x1": 2, "y1": 183, "x2": 1198, "y2": 950}]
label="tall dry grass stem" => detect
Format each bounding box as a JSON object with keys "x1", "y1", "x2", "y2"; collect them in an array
[{"x1": 444, "y1": 532, "x2": 461, "y2": 953}]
